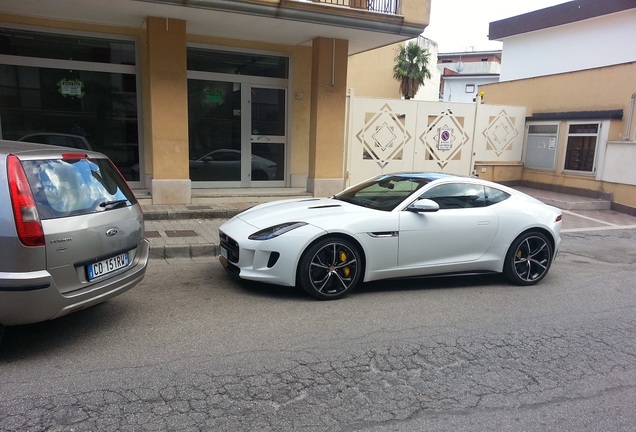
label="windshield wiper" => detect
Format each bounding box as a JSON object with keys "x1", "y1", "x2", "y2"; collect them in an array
[{"x1": 99, "y1": 199, "x2": 128, "y2": 210}]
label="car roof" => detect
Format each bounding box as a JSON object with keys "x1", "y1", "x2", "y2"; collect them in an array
[
  {"x1": 374, "y1": 172, "x2": 458, "y2": 182},
  {"x1": 371, "y1": 172, "x2": 523, "y2": 193},
  {"x1": 0, "y1": 139, "x2": 105, "y2": 159}
]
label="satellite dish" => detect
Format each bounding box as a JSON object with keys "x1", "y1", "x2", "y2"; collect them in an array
[{"x1": 456, "y1": 62, "x2": 465, "y2": 73}]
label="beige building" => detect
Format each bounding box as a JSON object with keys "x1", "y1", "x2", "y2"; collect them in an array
[
  {"x1": 350, "y1": 0, "x2": 636, "y2": 215},
  {"x1": 347, "y1": 35, "x2": 440, "y2": 101},
  {"x1": 0, "y1": 0, "x2": 430, "y2": 204},
  {"x1": 481, "y1": 0, "x2": 636, "y2": 215}
]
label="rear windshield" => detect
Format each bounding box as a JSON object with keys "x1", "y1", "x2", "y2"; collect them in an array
[{"x1": 21, "y1": 156, "x2": 137, "y2": 219}]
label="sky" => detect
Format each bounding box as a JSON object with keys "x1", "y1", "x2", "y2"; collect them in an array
[{"x1": 422, "y1": 0, "x2": 571, "y2": 53}]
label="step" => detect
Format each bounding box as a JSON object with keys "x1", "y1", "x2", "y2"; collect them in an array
[{"x1": 515, "y1": 187, "x2": 611, "y2": 210}]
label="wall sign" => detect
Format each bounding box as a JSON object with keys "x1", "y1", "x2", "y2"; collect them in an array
[
  {"x1": 58, "y1": 79, "x2": 84, "y2": 98},
  {"x1": 203, "y1": 87, "x2": 224, "y2": 104},
  {"x1": 438, "y1": 127, "x2": 452, "y2": 150}
]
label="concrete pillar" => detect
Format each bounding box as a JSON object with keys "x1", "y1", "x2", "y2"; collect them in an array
[
  {"x1": 308, "y1": 37, "x2": 349, "y2": 197},
  {"x1": 145, "y1": 17, "x2": 191, "y2": 204}
]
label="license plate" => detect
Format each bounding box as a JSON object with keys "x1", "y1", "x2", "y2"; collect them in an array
[
  {"x1": 87, "y1": 252, "x2": 130, "y2": 280},
  {"x1": 220, "y1": 246, "x2": 228, "y2": 259}
]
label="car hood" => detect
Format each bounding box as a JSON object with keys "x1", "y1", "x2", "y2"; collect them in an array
[{"x1": 235, "y1": 197, "x2": 372, "y2": 229}]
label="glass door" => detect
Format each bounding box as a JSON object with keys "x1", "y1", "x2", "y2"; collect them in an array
[
  {"x1": 249, "y1": 86, "x2": 286, "y2": 183},
  {"x1": 188, "y1": 79, "x2": 242, "y2": 183},
  {"x1": 187, "y1": 78, "x2": 287, "y2": 186}
]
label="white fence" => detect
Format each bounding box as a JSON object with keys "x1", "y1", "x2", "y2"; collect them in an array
[{"x1": 345, "y1": 96, "x2": 527, "y2": 186}]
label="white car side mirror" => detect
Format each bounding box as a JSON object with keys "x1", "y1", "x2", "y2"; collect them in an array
[{"x1": 407, "y1": 198, "x2": 440, "y2": 213}]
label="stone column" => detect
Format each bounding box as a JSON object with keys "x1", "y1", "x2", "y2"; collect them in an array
[
  {"x1": 145, "y1": 17, "x2": 191, "y2": 204},
  {"x1": 308, "y1": 37, "x2": 349, "y2": 197}
]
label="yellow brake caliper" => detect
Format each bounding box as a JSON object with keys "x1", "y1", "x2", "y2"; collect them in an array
[{"x1": 339, "y1": 250, "x2": 350, "y2": 278}]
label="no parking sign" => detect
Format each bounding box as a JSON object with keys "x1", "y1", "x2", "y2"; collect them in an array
[{"x1": 438, "y1": 127, "x2": 452, "y2": 150}]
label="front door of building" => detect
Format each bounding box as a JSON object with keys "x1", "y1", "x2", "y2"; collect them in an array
[
  {"x1": 249, "y1": 86, "x2": 286, "y2": 183},
  {"x1": 187, "y1": 75, "x2": 287, "y2": 187}
]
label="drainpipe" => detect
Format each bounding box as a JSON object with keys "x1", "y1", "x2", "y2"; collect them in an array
[{"x1": 626, "y1": 91, "x2": 636, "y2": 141}]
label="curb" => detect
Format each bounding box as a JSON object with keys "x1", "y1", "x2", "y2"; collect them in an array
[
  {"x1": 149, "y1": 243, "x2": 219, "y2": 260},
  {"x1": 142, "y1": 209, "x2": 240, "y2": 221}
]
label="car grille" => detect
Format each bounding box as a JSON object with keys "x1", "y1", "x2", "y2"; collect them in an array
[{"x1": 219, "y1": 231, "x2": 239, "y2": 263}]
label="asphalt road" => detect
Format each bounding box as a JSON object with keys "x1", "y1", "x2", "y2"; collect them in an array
[{"x1": 1, "y1": 229, "x2": 635, "y2": 431}]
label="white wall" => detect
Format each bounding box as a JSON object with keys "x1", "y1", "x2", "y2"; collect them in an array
[
  {"x1": 442, "y1": 76, "x2": 499, "y2": 103},
  {"x1": 499, "y1": 9, "x2": 636, "y2": 81}
]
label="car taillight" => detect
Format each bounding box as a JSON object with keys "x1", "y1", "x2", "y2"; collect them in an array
[
  {"x1": 7, "y1": 154, "x2": 45, "y2": 247},
  {"x1": 62, "y1": 152, "x2": 88, "y2": 160}
]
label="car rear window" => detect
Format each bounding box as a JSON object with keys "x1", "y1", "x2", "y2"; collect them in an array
[{"x1": 20, "y1": 156, "x2": 137, "y2": 219}]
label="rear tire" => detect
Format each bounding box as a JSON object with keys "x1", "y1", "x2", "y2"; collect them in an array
[
  {"x1": 297, "y1": 237, "x2": 362, "y2": 300},
  {"x1": 504, "y1": 231, "x2": 553, "y2": 286}
]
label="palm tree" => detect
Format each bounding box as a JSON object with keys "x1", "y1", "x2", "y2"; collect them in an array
[{"x1": 393, "y1": 41, "x2": 432, "y2": 99}]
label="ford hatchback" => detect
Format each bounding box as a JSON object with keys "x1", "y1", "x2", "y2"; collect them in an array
[{"x1": 0, "y1": 140, "x2": 149, "y2": 335}]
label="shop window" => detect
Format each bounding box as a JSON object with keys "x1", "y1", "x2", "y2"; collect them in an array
[
  {"x1": 564, "y1": 123, "x2": 599, "y2": 173},
  {"x1": 0, "y1": 27, "x2": 140, "y2": 182},
  {"x1": 187, "y1": 47, "x2": 288, "y2": 79},
  {"x1": 525, "y1": 123, "x2": 559, "y2": 171},
  {"x1": 0, "y1": 28, "x2": 135, "y2": 65}
]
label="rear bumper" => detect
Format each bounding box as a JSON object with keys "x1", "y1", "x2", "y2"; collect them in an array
[{"x1": 0, "y1": 239, "x2": 149, "y2": 326}]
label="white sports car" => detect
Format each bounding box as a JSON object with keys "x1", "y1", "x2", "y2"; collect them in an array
[{"x1": 218, "y1": 173, "x2": 562, "y2": 300}]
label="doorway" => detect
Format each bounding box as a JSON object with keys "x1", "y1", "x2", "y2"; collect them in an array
[{"x1": 186, "y1": 47, "x2": 289, "y2": 188}]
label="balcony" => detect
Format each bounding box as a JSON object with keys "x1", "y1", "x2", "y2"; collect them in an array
[
  {"x1": 298, "y1": 0, "x2": 401, "y2": 15},
  {"x1": 0, "y1": 0, "x2": 425, "y2": 54}
]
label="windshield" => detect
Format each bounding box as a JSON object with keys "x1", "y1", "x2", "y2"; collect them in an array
[{"x1": 334, "y1": 175, "x2": 432, "y2": 211}]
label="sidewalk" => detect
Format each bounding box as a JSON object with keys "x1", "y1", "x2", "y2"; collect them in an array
[
  {"x1": 139, "y1": 188, "x2": 311, "y2": 260},
  {"x1": 139, "y1": 188, "x2": 636, "y2": 260}
]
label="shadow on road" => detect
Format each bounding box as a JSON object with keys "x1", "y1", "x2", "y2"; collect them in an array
[{"x1": 0, "y1": 301, "x2": 133, "y2": 360}]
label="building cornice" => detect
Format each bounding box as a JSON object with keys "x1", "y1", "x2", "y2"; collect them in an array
[{"x1": 489, "y1": 0, "x2": 636, "y2": 40}]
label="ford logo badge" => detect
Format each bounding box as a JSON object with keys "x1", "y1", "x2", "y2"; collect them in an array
[{"x1": 106, "y1": 228, "x2": 119, "y2": 237}]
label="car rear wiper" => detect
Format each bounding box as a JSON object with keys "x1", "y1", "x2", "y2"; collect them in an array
[{"x1": 99, "y1": 199, "x2": 128, "y2": 210}]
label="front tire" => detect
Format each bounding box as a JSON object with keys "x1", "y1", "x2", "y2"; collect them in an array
[
  {"x1": 504, "y1": 231, "x2": 553, "y2": 286},
  {"x1": 297, "y1": 237, "x2": 362, "y2": 300}
]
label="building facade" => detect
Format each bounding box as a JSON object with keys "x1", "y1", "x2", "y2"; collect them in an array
[
  {"x1": 482, "y1": 0, "x2": 636, "y2": 214},
  {"x1": 347, "y1": 35, "x2": 440, "y2": 102},
  {"x1": 0, "y1": 0, "x2": 429, "y2": 204},
  {"x1": 437, "y1": 51, "x2": 501, "y2": 103}
]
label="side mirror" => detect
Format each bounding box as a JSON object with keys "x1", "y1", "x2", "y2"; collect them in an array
[{"x1": 407, "y1": 198, "x2": 440, "y2": 213}]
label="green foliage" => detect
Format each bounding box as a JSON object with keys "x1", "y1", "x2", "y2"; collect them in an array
[{"x1": 393, "y1": 41, "x2": 432, "y2": 99}]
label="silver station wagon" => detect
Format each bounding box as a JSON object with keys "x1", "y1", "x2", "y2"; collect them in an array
[{"x1": 0, "y1": 140, "x2": 149, "y2": 337}]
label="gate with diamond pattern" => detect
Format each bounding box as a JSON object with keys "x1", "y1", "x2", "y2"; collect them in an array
[{"x1": 345, "y1": 97, "x2": 526, "y2": 186}]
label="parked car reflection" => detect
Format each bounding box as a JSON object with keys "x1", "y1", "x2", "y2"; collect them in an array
[
  {"x1": 189, "y1": 149, "x2": 277, "y2": 181},
  {"x1": 18, "y1": 133, "x2": 93, "y2": 151}
]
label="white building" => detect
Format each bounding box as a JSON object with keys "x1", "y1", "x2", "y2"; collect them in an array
[
  {"x1": 491, "y1": 2, "x2": 636, "y2": 82},
  {"x1": 437, "y1": 51, "x2": 502, "y2": 103}
]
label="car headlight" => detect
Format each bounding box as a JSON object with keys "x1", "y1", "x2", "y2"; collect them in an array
[{"x1": 248, "y1": 222, "x2": 308, "y2": 240}]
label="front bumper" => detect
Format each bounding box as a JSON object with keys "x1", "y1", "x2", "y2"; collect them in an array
[{"x1": 218, "y1": 217, "x2": 326, "y2": 287}]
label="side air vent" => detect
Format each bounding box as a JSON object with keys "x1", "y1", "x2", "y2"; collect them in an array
[{"x1": 267, "y1": 252, "x2": 280, "y2": 268}]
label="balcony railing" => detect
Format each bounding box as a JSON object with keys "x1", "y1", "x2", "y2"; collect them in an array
[{"x1": 303, "y1": 0, "x2": 400, "y2": 15}]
